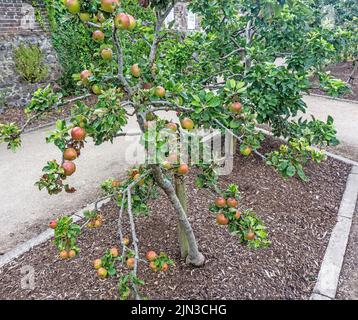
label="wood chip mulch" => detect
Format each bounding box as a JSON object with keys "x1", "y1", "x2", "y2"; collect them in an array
[{"x1": 0, "y1": 137, "x2": 352, "y2": 300}]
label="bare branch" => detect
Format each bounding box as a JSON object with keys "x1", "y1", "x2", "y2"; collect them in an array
[
  {"x1": 148, "y1": 101, "x2": 194, "y2": 113},
  {"x1": 213, "y1": 119, "x2": 266, "y2": 160}
]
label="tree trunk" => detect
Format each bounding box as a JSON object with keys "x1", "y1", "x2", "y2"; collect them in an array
[
  {"x1": 174, "y1": 174, "x2": 190, "y2": 259},
  {"x1": 151, "y1": 165, "x2": 205, "y2": 267}
]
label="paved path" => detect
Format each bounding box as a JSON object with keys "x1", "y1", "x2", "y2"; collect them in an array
[
  {"x1": 301, "y1": 95, "x2": 358, "y2": 300},
  {"x1": 302, "y1": 95, "x2": 358, "y2": 162},
  {"x1": 0, "y1": 111, "x2": 175, "y2": 254}
]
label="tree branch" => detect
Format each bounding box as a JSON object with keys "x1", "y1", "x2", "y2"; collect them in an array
[
  {"x1": 113, "y1": 29, "x2": 133, "y2": 95},
  {"x1": 148, "y1": 2, "x2": 176, "y2": 71}
]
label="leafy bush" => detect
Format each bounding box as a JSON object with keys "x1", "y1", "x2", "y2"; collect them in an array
[{"x1": 13, "y1": 43, "x2": 48, "y2": 83}]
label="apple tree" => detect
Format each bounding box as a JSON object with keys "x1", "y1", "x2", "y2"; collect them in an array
[{"x1": 0, "y1": 0, "x2": 351, "y2": 299}]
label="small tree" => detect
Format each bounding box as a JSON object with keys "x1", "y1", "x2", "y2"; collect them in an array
[{"x1": 0, "y1": 0, "x2": 352, "y2": 299}]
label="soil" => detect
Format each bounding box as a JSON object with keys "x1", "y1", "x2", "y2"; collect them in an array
[
  {"x1": 0, "y1": 95, "x2": 96, "y2": 131},
  {"x1": 0, "y1": 137, "x2": 351, "y2": 300},
  {"x1": 310, "y1": 61, "x2": 358, "y2": 101},
  {"x1": 336, "y1": 204, "x2": 358, "y2": 300}
]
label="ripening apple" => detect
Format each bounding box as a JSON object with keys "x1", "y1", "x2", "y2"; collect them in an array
[
  {"x1": 229, "y1": 102, "x2": 243, "y2": 114},
  {"x1": 71, "y1": 127, "x2": 86, "y2": 141},
  {"x1": 49, "y1": 220, "x2": 57, "y2": 229},
  {"x1": 149, "y1": 261, "x2": 158, "y2": 272},
  {"x1": 97, "y1": 267, "x2": 108, "y2": 278},
  {"x1": 161, "y1": 263, "x2": 169, "y2": 272},
  {"x1": 115, "y1": 13, "x2": 130, "y2": 30},
  {"x1": 122, "y1": 236, "x2": 130, "y2": 246},
  {"x1": 240, "y1": 146, "x2": 252, "y2": 156},
  {"x1": 246, "y1": 231, "x2": 256, "y2": 241},
  {"x1": 178, "y1": 163, "x2": 189, "y2": 175},
  {"x1": 155, "y1": 86, "x2": 166, "y2": 98},
  {"x1": 101, "y1": 48, "x2": 113, "y2": 60},
  {"x1": 101, "y1": 0, "x2": 119, "y2": 13},
  {"x1": 181, "y1": 117, "x2": 194, "y2": 130},
  {"x1": 130, "y1": 64, "x2": 141, "y2": 77},
  {"x1": 110, "y1": 247, "x2": 119, "y2": 257},
  {"x1": 227, "y1": 198, "x2": 238, "y2": 208},
  {"x1": 63, "y1": 148, "x2": 78, "y2": 161},
  {"x1": 62, "y1": 161, "x2": 76, "y2": 176},
  {"x1": 146, "y1": 251, "x2": 157, "y2": 262},
  {"x1": 215, "y1": 197, "x2": 226, "y2": 208},
  {"x1": 79, "y1": 12, "x2": 91, "y2": 22},
  {"x1": 165, "y1": 122, "x2": 177, "y2": 132},
  {"x1": 80, "y1": 69, "x2": 92, "y2": 85},
  {"x1": 59, "y1": 250, "x2": 69, "y2": 260},
  {"x1": 93, "y1": 259, "x2": 102, "y2": 270},
  {"x1": 92, "y1": 84, "x2": 102, "y2": 95},
  {"x1": 92, "y1": 30, "x2": 105, "y2": 42},
  {"x1": 143, "y1": 82, "x2": 152, "y2": 90},
  {"x1": 216, "y1": 213, "x2": 229, "y2": 225},
  {"x1": 65, "y1": 0, "x2": 80, "y2": 14},
  {"x1": 126, "y1": 257, "x2": 135, "y2": 269},
  {"x1": 235, "y1": 210, "x2": 241, "y2": 219},
  {"x1": 128, "y1": 15, "x2": 136, "y2": 30},
  {"x1": 68, "y1": 250, "x2": 76, "y2": 258},
  {"x1": 112, "y1": 180, "x2": 121, "y2": 187}
]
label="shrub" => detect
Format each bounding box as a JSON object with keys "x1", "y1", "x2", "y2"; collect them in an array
[{"x1": 13, "y1": 43, "x2": 49, "y2": 83}]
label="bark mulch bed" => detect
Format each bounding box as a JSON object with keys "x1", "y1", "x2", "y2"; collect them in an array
[
  {"x1": 0, "y1": 137, "x2": 351, "y2": 300},
  {"x1": 0, "y1": 95, "x2": 97, "y2": 131},
  {"x1": 310, "y1": 61, "x2": 358, "y2": 101}
]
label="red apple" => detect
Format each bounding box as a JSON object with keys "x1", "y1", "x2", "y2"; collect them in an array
[
  {"x1": 230, "y1": 102, "x2": 243, "y2": 114},
  {"x1": 49, "y1": 220, "x2": 57, "y2": 229},
  {"x1": 92, "y1": 30, "x2": 105, "y2": 42},
  {"x1": 71, "y1": 127, "x2": 86, "y2": 141},
  {"x1": 146, "y1": 251, "x2": 157, "y2": 262},
  {"x1": 115, "y1": 13, "x2": 130, "y2": 29},
  {"x1": 130, "y1": 64, "x2": 141, "y2": 77},
  {"x1": 62, "y1": 161, "x2": 76, "y2": 176},
  {"x1": 63, "y1": 148, "x2": 77, "y2": 161},
  {"x1": 80, "y1": 69, "x2": 92, "y2": 85},
  {"x1": 215, "y1": 197, "x2": 226, "y2": 208},
  {"x1": 227, "y1": 198, "x2": 238, "y2": 208},
  {"x1": 178, "y1": 163, "x2": 189, "y2": 175},
  {"x1": 216, "y1": 213, "x2": 229, "y2": 225}
]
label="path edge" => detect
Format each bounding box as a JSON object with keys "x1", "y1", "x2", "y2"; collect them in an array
[
  {"x1": 310, "y1": 166, "x2": 358, "y2": 300},
  {"x1": 0, "y1": 198, "x2": 111, "y2": 269}
]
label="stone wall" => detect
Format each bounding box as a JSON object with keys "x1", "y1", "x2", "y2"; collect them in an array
[
  {"x1": 0, "y1": 1, "x2": 197, "y2": 110},
  {"x1": 0, "y1": 0, "x2": 60, "y2": 109}
]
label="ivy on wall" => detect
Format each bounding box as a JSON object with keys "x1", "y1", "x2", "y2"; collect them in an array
[{"x1": 30, "y1": 0, "x2": 96, "y2": 94}]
